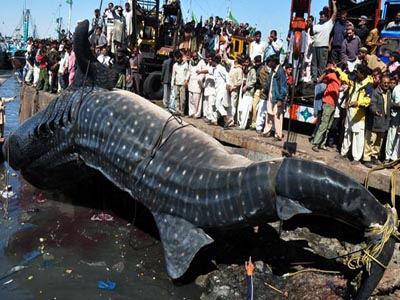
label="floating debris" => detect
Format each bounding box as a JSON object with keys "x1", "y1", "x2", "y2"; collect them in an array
[
  {"x1": 1, "y1": 190, "x2": 15, "y2": 199},
  {"x1": 3, "y1": 279, "x2": 13, "y2": 285},
  {"x1": 80, "y1": 260, "x2": 107, "y2": 267},
  {"x1": 112, "y1": 262, "x2": 124, "y2": 273},
  {"x1": 0, "y1": 265, "x2": 26, "y2": 281},
  {"x1": 98, "y1": 279, "x2": 116, "y2": 290},
  {"x1": 90, "y1": 213, "x2": 114, "y2": 222}
]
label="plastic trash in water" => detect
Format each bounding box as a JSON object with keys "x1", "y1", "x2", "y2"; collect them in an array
[
  {"x1": 34, "y1": 193, "x2": 45, "y2": 203},
  {"x1": 98, "y1": 279, "x2": 116, "y2": 290},
  {"x1": 3, "y1": 279, "x2": 13, "y2": 285},
  {"x1": 0, "y1": 266, "x2": 26, "y2": 281},
  {"x1": 90, "y1": 213, "x2": 114, "y2": 222},
  {"x1": 1, "y1": 190, "x2": 15, "y2": 199},
  {"x1": 0, "y1": 250, "x2": 42, "y2": 281}
]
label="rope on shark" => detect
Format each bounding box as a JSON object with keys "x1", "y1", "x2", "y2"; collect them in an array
[
  {"x1": 133, "y1": 114, "x2": 194, "y2": 186},
  {"x1": 364, "y1": 158, "x2": 400, "y2": 207},
  {"x1": 344, "y1": 205, "x2": 399, "y2": 292},
  {"x1": 128, "y1": 114, "x2": 195, "y2": 250},
  {"x1": 343, "y1": 159, "x2": 400, "y2": 291},
  {"x1": 70, "y1": 58, "x2": 94, "y2": 157}
]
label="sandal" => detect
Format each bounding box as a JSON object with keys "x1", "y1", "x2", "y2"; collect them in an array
[
  {"x1": 224, "y1": 119, "x2": 234, "y2": 129},
  {"x1": 319, "y1": 145, "x2": 330, "y2": 151},
  {"x1": 259, "y1": 132, "x2": 272, "y2": 137},
  {"x1": 312, "y1": 146, "x2": 320, "y2": 152}
]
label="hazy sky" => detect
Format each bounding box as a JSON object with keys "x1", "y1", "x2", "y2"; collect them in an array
[{"x1": 1, "y1": 0, "x2": 329, "y2": 39}]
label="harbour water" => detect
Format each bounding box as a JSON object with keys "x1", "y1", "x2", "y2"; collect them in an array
[{"x1": 0, "y1": 75, "x2": 201, "y2": 300}]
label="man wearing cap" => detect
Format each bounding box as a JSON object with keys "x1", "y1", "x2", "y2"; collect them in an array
[
  {"x1": 336, "y1": 63, "x2": 373, "y2": 165},
  {"x1": 357, "y1": 47, "x2": 387, "y2": 73},
  {"x1": 356, "y1": 15, "x2": 369, "y2": 44}
]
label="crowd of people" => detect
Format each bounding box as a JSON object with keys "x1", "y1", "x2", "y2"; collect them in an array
[
  {"x1": 21, "y1": 2, "x2": 139, "y2": 94},
  {"x1": 19, "y1": 0, "x2": 400, "y2": 168},
  {"x1": 160, "y1": 0, "x2": 400, "y2": 169}
]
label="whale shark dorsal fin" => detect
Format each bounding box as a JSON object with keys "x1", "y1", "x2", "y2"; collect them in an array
[
  {"x1": 73, "y1": 20, "x2": 119, "y2": 90},
  {"x1": 276, "y1": 196, "x2": 312, "y2": 221},
  {"x1": 153, "y1": 213, "x2": 214, "y2": 279}
]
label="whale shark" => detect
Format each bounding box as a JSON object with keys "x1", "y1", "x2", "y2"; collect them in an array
[{"x1": 4, "y1": 20, "x2": 397, "y2": 300}]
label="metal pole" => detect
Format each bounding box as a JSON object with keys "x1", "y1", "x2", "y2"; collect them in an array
[
  {"x1": 99, "y1": 0, "x2": 103, "y2": 13},
  {"x1": 133, "y1": 0, "x2": 137, "y2": 47},
  {"x1": 67, "y1": 2, "x2": 72, "y2": 37}
]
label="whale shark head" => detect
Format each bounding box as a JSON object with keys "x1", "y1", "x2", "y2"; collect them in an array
[{"x1": 3, "y1": 20, "x2": 119, "y2": 188}]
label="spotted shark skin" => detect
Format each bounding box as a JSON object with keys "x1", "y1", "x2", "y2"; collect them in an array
[{"x1": 5, "y1": 20, "x2": 395, "y2": 300}]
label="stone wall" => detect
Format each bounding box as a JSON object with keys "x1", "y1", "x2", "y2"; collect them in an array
[{"x1": 19, "y1": 85, "x2": 56, "y2": 123}]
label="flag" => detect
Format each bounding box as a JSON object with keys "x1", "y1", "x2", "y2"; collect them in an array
[
  {"x1": 227, "y1": 9, "x2": 238, "y2": 25},
  {"x1": 66, "y1": 0, "x2": 72, "y2": 5},
  {"x1": 191, "y1": 11, "x2": 198, "y2": 24}
]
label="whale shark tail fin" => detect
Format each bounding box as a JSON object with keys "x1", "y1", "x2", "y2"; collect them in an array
[
  {"x1": 153, "y1": 213, "x2": 214, "y2": 279},
  {"x1": 73, "y1": 20, "x2": 119, "y2": 90},
  {"x1": 275, "y1": 158, "x2": 396, "y2": 300}
]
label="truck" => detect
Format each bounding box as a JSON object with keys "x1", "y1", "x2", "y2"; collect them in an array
[
  {"x1": 378, "y1": 0, "x2": 400, "y2": 63},
  {"x1": 131, "y1": 0, "x2": 182, "y2": 99}
]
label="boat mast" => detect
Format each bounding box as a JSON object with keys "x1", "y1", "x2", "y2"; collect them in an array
[
  {"x1": 67, "y1": 0, "x2": 72, "y2": 37},
  {"x1": 23, "y1": 9, "x2": 30, "y2": 42}
]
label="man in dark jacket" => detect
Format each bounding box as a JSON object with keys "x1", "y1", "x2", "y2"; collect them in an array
[
  {"x1": 356, "y1": 15, "x2": 369, "y2": 44},
  {"x1": 330, "y1": 10, "x2": 348, "y2": 64},
  {"x1": 363, "y1": 74, "x2": 391, "y2": 167},
  {"x1": 113, "y1": 48, "x2": 130, "y2": 90},
  {"x1": 260, "y1": 54, "x2": 288, "y2": 141},
  {"x1": 47, "y1": 41, "x2": 60, "y2": 93},
  {"x1": 161, "y1": 51, "x2": 174, "y2": 109}
]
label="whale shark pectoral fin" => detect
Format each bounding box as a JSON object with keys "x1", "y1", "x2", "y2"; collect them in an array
[
  {"x1": 153, "y1": 213, "x2": 214, "y2": 279},
  {"x1": 276, "y1": 196, "x2": 312, "y2": 221}
]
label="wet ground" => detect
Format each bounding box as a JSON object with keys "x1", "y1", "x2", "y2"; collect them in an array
[{"x1": 1, "y1": 73, "x2": 400, "y2": 299}]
